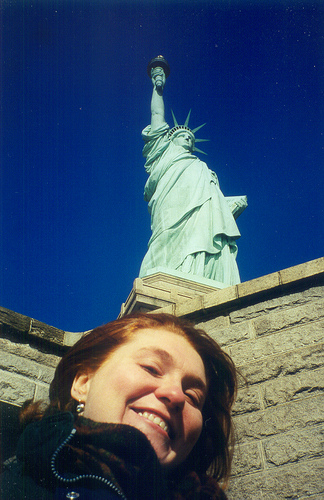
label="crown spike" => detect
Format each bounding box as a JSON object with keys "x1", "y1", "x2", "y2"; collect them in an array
[
  {"x1": 184, "y1": 109, "x2": 192, "y2": 127},
  {"x1": 193, "y1": 146, "x2": 208, "y2": 155},
  {"x1": 194, "y1": 138, "x2": 210, "y2": 143},
  {"x1": 192, "y1": 122, "x2": 206, "y2": 134},
  {"x1": 171, "y1": 110, "x2": 178, "y2": 127}
]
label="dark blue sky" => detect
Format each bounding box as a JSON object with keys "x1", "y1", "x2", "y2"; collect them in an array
[{"x1": 1, "y1": 0, "x2": 323, "y2": 332}]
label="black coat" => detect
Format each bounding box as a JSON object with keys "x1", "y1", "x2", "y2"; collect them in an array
[
  {"x1": 0, "y1": 412, "x2": 165, "y2": 500},
  {"x1": 1, "y1": 412, "x2": 228, "y2": 500}
]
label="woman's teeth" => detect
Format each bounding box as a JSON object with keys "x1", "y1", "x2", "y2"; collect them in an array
[{"x1": 138, "y1": 411, "x2": 169, "y2": 434}]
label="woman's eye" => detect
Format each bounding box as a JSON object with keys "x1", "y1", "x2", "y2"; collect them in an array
[
  {"x1": 142, "y1": 365, "x2": 160, "y2": 376},
  {"x1": 186, "y1": 392, "x2": 200, "y2": 408}
]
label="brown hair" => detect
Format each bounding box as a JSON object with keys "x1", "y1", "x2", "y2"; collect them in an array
[{"x1": 22, "y1": 313, "x2": 237, "y2": 482}]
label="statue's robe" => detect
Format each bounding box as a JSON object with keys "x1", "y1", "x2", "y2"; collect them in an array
[{"x1": 139, "y1": 122, "x2": 241, "y2": 285}]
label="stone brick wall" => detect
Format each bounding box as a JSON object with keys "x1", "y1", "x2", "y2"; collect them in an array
[
  {"x1": 198, "y1": 284, "x2": 324, "y2": 499},
  {"x1": 0, "y1": 309, "x2": 83, "y2": 461},
  {"x1": 0, "y1": 309, "x2": 83, "y2": 409},
  {"x1": 0, "y1": 257, "x2": 323, "y2": 498},
  {"x1": 173, "y1": 259, "x2": 324, "y2": 500}
]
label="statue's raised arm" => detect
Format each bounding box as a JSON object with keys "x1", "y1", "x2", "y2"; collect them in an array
[
  {"x1": 147, "y1": 56, "x2": 170, "y2": 130},
  {"x1": 139, "y1": 56, "x2": 247, "y2": 286},
  {"x1": 150, "y1": 69, "x2": 165, "y2": 130}
]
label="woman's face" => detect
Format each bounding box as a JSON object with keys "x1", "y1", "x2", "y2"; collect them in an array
[{"x1": 71, "y1": 328, "x2": 207, "y2": 468}]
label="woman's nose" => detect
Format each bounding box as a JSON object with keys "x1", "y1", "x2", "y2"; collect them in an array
[{"x1": 155, "y1": 383, "x2": 185, "y2": 410}]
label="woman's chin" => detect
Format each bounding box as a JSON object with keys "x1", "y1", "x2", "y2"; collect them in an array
[{"x1": 124, "y1": 411, "x2": 176, "y2": 465}]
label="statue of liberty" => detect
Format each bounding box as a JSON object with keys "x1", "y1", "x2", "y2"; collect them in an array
[{"x1": 139, "y1": 56, "x2": 247, "y2": 286}]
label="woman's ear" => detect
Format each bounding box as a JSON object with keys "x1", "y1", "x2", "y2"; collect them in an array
[{"x1": 71, "y1": 372, "x2": 92, "y2": 402}]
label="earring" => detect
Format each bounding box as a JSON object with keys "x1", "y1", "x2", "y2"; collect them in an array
[{"x1": 76, "y1": 401, "x2": 85, "y2": 415}]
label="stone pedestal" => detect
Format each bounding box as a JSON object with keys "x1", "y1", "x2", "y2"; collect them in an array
[{"x1": 119, "y1": 268, "x2": 226, "y2": 317}]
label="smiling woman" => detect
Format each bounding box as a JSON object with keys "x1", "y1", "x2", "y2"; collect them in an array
[{"x1": 0, "y1": 313, "x2": 237, "y2": 500}]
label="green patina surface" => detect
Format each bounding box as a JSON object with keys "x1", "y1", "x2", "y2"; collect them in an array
[{"x1": 139, "y1": 62, "x2": 247, "y2": 286}]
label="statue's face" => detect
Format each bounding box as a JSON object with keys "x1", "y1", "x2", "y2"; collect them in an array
[{"x1": 172, "y1": 131, "x2": 194, "y2": 152}]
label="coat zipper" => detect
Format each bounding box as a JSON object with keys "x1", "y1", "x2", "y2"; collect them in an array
[{"x1": 50, "y1": 428, "x2": 127, "y2": 500}]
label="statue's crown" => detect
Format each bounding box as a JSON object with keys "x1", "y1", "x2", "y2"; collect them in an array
[{"x1": 167, "y1": 110, "x2": 209, "y2": 155}]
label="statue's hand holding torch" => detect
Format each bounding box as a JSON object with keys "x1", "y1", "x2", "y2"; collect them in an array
[
  {"x1": 147, "y1": 55, "x2": 170, "y2": 95},
  {"x1": 151, "y1": 67, "x2": 166, "y2": 93}
]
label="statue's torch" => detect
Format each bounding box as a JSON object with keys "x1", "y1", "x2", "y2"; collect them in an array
[{"x1": 147, "y1": 55, "x2": 170, "y2": 94}]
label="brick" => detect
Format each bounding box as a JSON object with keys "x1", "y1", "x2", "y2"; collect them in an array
[
  {"x1": 203, "y1": 285, "x2": 238, "y2": 309},
  {"x1": 233, "y1": 394, "x2": 324, "y2": 443},
  {"x1": 0, "y1": 307, "x2": 65, "y2": 345},
  {"x1": 29, "y1": 319, "x2": 65, "y2": 345},
  {"x1": 253, "y1": 300, "x2": 324, "y2": 337},
  {"x1": 37, "y1": 365, "x2": 56, "y2": 384},
  {"x1": 176, "y1": 296, "x2": 204, "y2": 316},
  {"x1": 233, "y1": 385, "x2": 262, "y2": 415},
  {"x1": 204, "y1": 320, "x2": 251, "y2": 347},
  {"x1": 236, "y1": 344, "x2": 324, "y2": 385},
  {"x1": 229, "y1": 321, "x2": 324, "y2": 366},
  {"x1": 196, "y1": 315, "x2": 230, "y2": 332},
  {"x1": 0, "y1": 306, "x2": 31, "y2": 334},
  {"x1": 0, "y1": 371, "x2": 35, "y2": 405},
  {"x1": 231, "y1": 441, "x2": 262, "y2": 476},
  {"x1": 263, "y1": 425, "x2": 324, "y2": 466},
  {"x1": 0, "y1": 351, "x2": 42, "y2": 380},
  {"x1": 262, "y1": 367, "x2": 324, "y2": 407},
  {"x1": 229, "y1": 285, "x2": 324, "y2": 324},
  {"x1": 34, "y1": 383, "x2": 50, "y2": 403},
  {"x1": 0, "y1": 350, "x2": 57, "y2": 384},
  {"x1": 63, "y1": 331, "x2": 84, "y2": 347},
  {"x1": 237, "y1": 272, "x2": 280, "y2": 298},
  {"x1": 227, "y1": 458, "x2": 324, "y2": 500},
  {"x1": 0, "y1": 337, "x2": 61, "y2": 367},
  {"x1": 279, "y1": 257, "x2": 324, "y2": 284}
]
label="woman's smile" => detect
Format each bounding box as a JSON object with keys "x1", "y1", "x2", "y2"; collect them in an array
[{"x1": 132, "y1": 408, "x2": 171, "y2": 435}]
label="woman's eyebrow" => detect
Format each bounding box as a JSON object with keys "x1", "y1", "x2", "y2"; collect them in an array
[{"x1": 136, "y1": 347, "x2": 173, "y2": 364}]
